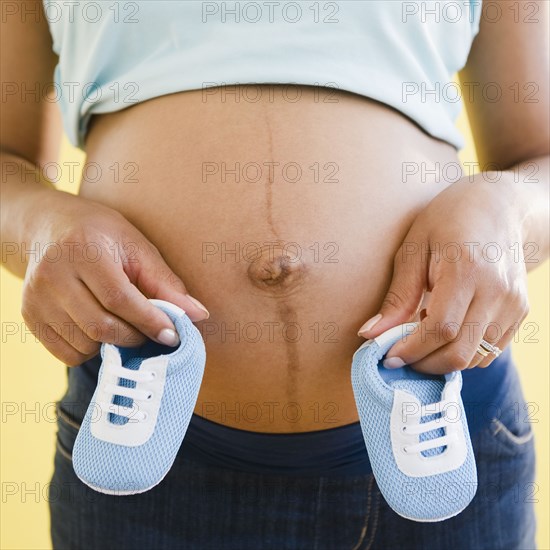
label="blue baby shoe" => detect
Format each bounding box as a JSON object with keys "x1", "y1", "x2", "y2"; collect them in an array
[
  {"x1": 352, "y1": 322, "x2": 477, "y2": 522},
  {"x1": 72, "y1": 299, "x2": 206, "y2": 495}
]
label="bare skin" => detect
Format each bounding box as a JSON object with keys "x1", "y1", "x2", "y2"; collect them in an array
[
  {"x1": 79, "y1": 88, "x2": 460, "y2": 431},
  {"x1": 1, "y1": 1, "x2": 548, "y2": 433}
]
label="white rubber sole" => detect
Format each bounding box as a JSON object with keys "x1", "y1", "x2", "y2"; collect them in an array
[{"x1": 75, "y1": 468, "x2": 171, "y2": 496}]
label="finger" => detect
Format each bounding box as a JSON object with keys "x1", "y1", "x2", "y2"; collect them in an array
[
  {"x1": 41, "y1": 331, "x2": 94, "y2": 366},
  {"x1": 469, "y1": 291, "x2": 529, "y2": 368},
  {"x1": 62, "y1": 279, "x2": 148, "y2": 347},
  {"x1": 464, "y1": 320, "x2": 503, "y2": 369},
  {"x1": 358, "y1": 235, "x2": 427, "y2": 338},
  {"x1": 407, "y1": 299, "x2": 491, "y2": 374},
  {"x1": 78, "y1": 260, "x2": 181, "y2": 347},
  {"x1": 473, "y1": 321, "x2": 519, "y2": 369},
  {"x1": 384, "y1": 274, "x2": 474, "y2": 368},
  {"x1": 32, "y1": 304, "x2": 102, "y2": 357},
  {"x1": 467, "y1": 328, "x2": 505, "y2": 369},
  {"x1": 125, "y1": 244, "x2": 210, "y2": 322},
  {"x1": 22, "y1": 314, "x2": 95, "y2": 367}
]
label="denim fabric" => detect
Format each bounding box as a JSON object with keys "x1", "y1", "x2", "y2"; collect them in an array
[{"x1": 50, "y1": 358, "x2": 536, "y2": 550}]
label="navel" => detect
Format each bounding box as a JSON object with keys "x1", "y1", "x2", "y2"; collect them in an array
[{"x1": 247, "y1": 243, "x2": 307, "y2": 295}]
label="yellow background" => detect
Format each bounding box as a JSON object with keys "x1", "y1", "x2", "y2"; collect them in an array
[{"x1": 1, "y1": 112, "x2": 548, "y2": 550}]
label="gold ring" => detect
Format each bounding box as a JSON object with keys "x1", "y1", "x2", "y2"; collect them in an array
[
  {"x1": 478, "y1": 339, "x2": 502, "y2": 358},
  {"x1": 475, "y1": 346, "x2": 490, "y2": 358}
]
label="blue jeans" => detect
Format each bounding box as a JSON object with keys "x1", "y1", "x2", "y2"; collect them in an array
[{"x1": 50, "y1": 359, "x2": 536, "y2": 549}]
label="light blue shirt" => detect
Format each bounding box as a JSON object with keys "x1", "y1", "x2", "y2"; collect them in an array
[{"x1": 43, "y1": 1, "x2": 482, "y2": 149}]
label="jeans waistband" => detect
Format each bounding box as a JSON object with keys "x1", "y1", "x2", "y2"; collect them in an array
[{"x1": 181, "y1": 414, "x2": 372, "y2": 477}]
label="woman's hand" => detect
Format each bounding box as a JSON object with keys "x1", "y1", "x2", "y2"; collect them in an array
[
  {"x1": 358, "y1": 174, "x2": 531, "y2": 374},
  {"x1": 21, "y1": 191, "x2": 210, "y2": 366}
]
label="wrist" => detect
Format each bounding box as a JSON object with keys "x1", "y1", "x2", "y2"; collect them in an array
[{"x1": 462, "y1": 171, "x2": 531, "y2": 239}]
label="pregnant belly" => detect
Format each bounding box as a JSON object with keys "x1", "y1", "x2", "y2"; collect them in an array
[{"x1": 80, "y1": 86, "x2": 461, "y2": 432}]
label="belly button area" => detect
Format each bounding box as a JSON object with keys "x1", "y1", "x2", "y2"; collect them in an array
[{"x1": 247, "y1": 244, "x2": 307, "y2": 295}]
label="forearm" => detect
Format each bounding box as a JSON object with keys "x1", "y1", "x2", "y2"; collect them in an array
[
  {"x1": 506, "y1": 155, "x2": 550, "y2": 270},
  {"x1": 467, "y1": 155, "x2": 549, "y2": 273},
  {"x1": 1, "y1": 150, "x2": 64, "y2": 277}
]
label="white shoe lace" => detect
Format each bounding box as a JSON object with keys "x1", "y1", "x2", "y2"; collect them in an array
[
  {"x1": 402, "y1": 398, "x2": 458, "y2": 454},
  {"x1": 99, "y1": 365, "x2": 157, "y2": 423}
]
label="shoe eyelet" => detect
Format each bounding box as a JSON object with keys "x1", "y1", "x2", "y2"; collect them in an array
[
  {"x1": 150, "y1": 372, "x2": 157, "y2": 379},
  {"x1": 147, "y1": 392, "x2": 153, "y2": 400},
  {"x1": 402, "y1": 426, "x2": 407, "y2": 433},
  {"x1": 402, "y1": 446, "x2": 409, "y2": 453},
  {"x1": 141, "y1": 412, "x2": 148, "y2": 422}
]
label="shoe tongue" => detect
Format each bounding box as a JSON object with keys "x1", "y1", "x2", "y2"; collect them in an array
[
  {"x1": 102, "y1": 344, "x2": 122, "y2": 368},
  {"x1": 123, "y1": 356, "x2": 144, "y2": 371},
  {"x1": 390, "y1": 378, "x2": 445, "y2": 406}
]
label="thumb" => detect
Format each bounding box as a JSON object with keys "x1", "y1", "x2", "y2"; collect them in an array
[
  {"x1": 358, "y1": 239, "x2": 427, "y2": 338},
  {"x1": 127, "y1": 246, "x2": 210, "y2": 322}
]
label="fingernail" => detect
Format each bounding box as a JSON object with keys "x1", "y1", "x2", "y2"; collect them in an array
[
  {"x1": 157, "y1": 328, "x2": 180, "y2": 347},
  {"x1": 383, "y1": 357, "x2": 406, "y2": 369},
  {"x1": 358, "y1": 313, "x2": 382, "y2": 336},
  {"x1": 187, "y1": 296, "x2": 210, "y2": 319}
]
